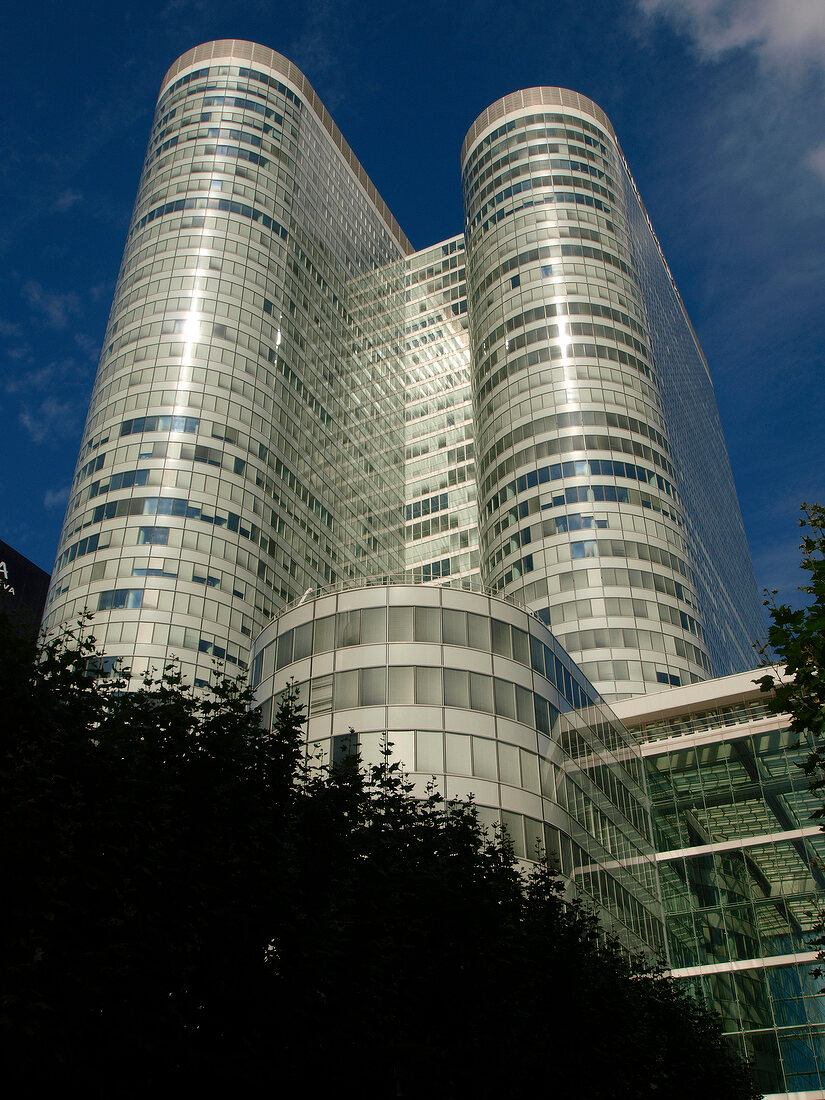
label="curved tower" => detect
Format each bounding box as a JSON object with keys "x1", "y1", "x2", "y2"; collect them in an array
[
  {"x1": 43, "y1": 49, "x2": 763, "y2": 699},
  {"x1": 43, "y1": 41, "x2": 411, "y2": 684},
  {"x1": 461, "y1": 88, "x2": 760, "y2": 699}
]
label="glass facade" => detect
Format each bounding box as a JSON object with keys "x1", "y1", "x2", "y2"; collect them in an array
[
  {"x1": 615, "y1": 673, "x2": 825, "y2": 1098},
  {"x1": 461, "y1": 88, "x2": 759, "y2": 700},
  {"x1": 403, "y1": 236, "x2": 479, "y2": 584},
  {"x1": 43, "y1": 50, "x2": 763, "y2": 700},
  {"x1": 252, "y1": 581, "x2": 664, "y2": 957},
  {"x1": 43, "y1": 42, "x2": 410, "y2": 686},
  {"x1": 38, "y1": 45, "x2": 813, "y2": 1094}
]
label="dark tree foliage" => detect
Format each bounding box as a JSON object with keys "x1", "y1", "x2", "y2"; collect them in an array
[
  {"x1": 758, "y1": 502, "x2": 825, "y2": 976},
  {"x1": 1, "y1": 621, "x2": 757, "y2": 1098}
]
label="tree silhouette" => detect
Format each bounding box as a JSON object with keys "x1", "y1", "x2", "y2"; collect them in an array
[{"x1": 1, "y1": 620, "x2": 758, "y2": 1098}]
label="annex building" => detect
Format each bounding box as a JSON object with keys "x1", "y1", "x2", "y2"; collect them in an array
[{"x1": 42, "y1": 41, "x2": 823, "y2": 1094}]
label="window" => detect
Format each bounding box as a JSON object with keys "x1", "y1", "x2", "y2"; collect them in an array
[
  {"x1": 443, "y1": 609, "x2": 467, "y2": 646},
  {"x1": 494, "y1": 678, "x2": 516, "y2": 719},
  {"x1": 469, "y1": 672, "x2": 493, "y2": 712},
  {"x1": 334, "y1": 670, "x2": 358, "y2": 709},
  {"x1": 293, "y1": 622, "x2": 313, "y2": 661},
  {"x1": 414, "y1": 606, "x2": 440, "y2": 642},
  {"x1": 444, "y1": 668, "x2": 470, "y2": 708},
  {"x1": 361, "y1": 607, "x2": 386, "y2": 644},
  {"x1": 97, "y1": 588, "x2": 143, "y2": 610},
  {"x1": 416, "y1": 730, "x2": 443, "y2": 772},
  {"x1": 571, "y1": 540, "x2": 598, "y2": 559},
  {"x1": 276, "y1": 629, "x2": 293, "y2": 670},
  {"x1": 472, "y1": 737, "x2": 497, "y2": 780},
  {"x1": 389, "y1": 606, "x2": 413, "y2": 642},
  {"x1": 336, "y1": 611, "x2": 360, "y2": 648},
  {"x1": 491, "y1": 619, "x2": 511, "y2": 658},
  {"x1": 361, "y1": 668, "x2": 385, "y2": 706},
  {"x1": 416, "y1": 666, "x2": 442, "y2": 705},
  {"x1": 389, "y1": 666, "x2": 414, "y2": 705},
  {"x1": 468, "y1": 613, "x2": 489, "y2": 650},
  {"x1": 314, "y1": 616, "x2": 334, "y2": 653}
]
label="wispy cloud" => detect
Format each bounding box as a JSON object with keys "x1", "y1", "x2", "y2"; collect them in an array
[
  {"x1": 287, "y1": 2, "x2": 350, "y2": 110},
  {"x1": 5, "y1": 356, "x2": 91, "y2": 395},
  {"x1": 23, "y1": 280, "x2": 81, "y2": 329},
  {"x1": 51, "y1": 188, "x2": 82, "y2": 213},
  {"x1": 806, "y1": 142, "x2": 825, "y2": 183},
  {"x1": 74, "y1": 332, "x2": 100, "y2": 362},
  {"x1": 43, "y1": 484, "x2": 70, "y2": 510},
  {"x1": 638, "y1": 0, "x2": 825, "y2": 187},
  {"x1": 89, "y1": 281, "x2": 111, "y2": 303},
  {"x1": 0, "y1": 316, "x2": 30, "y2": 362},
  {"x1": 638, "y1": 0, "x2": 825, "y2": 69},
  {"x1": 19, "y1": 396, "x2": 76, "y2": 444}
]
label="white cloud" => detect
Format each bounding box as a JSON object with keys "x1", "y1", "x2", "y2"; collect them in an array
[
  {"x1": 74, "y1": 332, "x2": 100, "y2": 362},
  {"x1": 5, "y1": 356, "x2": 91, "y2": 395},
  {"x1": 638, "y1": 0, "x2": 825, "y2": 69},
  {"x1": 89, "y1": 281, "x2": 111, "y2": 302},
  {"x1": 23, "y1": 281, "x2": 81, "y2": 330},
  {"x1": 51, "y1": 188, "x2": 82, "y2": 213},
  {"x1": 638, "y1": 0, "x2": 825, "y2": 186},
  {"x1": 806, "y1": 142, "x2": 825, "y2": 182},
  {"x1": 43, "y1": 485, "x2": 70, "y2": 510},
  {"x1": 20, "y1": 397, "x2": 75, "y2": 444}
]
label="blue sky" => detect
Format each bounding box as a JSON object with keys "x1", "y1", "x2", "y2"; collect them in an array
[{"x1": 1, "y1": 0, "x2": 823, "y2": 620}]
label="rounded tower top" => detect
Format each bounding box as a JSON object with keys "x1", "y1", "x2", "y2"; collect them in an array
[
  {"x1": 159, "y1": 40, "x2": 413, "y2": 255},
  {"x1": 461, "y1": 86, "x2": 616, "y2": 168},
  {"x1": 160, "y1": 39, "x2": 303, "y2": 95}
]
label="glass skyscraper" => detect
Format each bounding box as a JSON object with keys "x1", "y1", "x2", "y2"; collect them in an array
[
  {"x1": 43, "y1": 40, "x2": 762, "y2": 701},
  {"x1": 40, "y1": 41, "x2": 818, "y2": 1095}
]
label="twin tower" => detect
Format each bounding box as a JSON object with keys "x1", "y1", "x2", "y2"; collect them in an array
[{"x1": 44, "y1": 40, "x2": 762, "y2": 705}]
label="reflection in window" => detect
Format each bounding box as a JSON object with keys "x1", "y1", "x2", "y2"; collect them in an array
[
  {"x1": 276, "y1": 629, "x2": 293, "y2": 669},
  {"x1": 97, "y1": 588, "x2": 143, "y2": 610},
  {"x1": 336, "y1": 610, "x2": 360, "y2": 648},
  {"x1": 138, "y1": 525, "x2": 169, "y2": 545},
  {"x1": 571, "y1": 539, "x2": 598, "y2": 558}
]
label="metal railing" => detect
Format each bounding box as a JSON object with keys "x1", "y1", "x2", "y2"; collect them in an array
[{"x1": 275, "y1": 573, "x2": 544, "y2": 624}]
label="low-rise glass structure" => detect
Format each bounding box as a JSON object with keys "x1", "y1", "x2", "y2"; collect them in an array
[{"x1": 614, "y1": 672, "x2": 825, "y2": 1099}]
